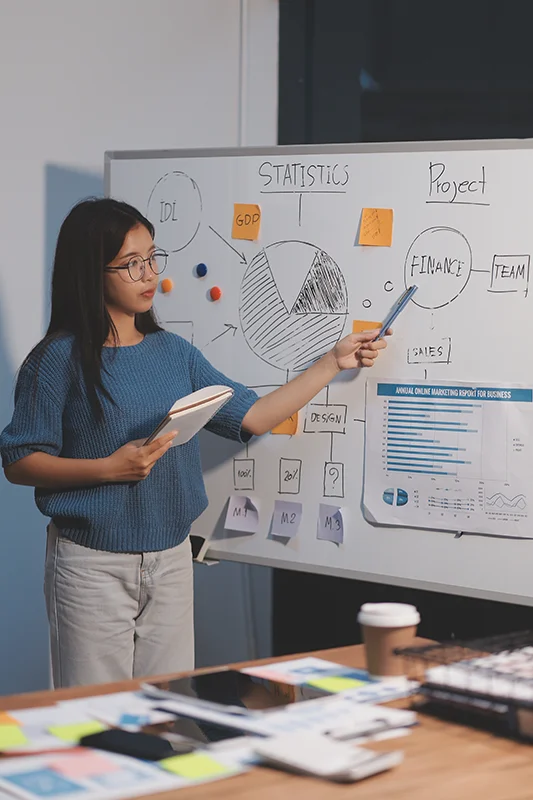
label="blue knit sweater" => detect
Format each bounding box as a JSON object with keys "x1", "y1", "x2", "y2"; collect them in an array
[{"x1": 0, "y1": 331, "x2": 258, "y2": 552}]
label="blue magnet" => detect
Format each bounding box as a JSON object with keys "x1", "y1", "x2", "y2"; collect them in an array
[{"x1": 196, "y1": 262, "x2": 208, "y2": 278}]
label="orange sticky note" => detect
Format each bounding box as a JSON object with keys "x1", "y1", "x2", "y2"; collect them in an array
[
  {"x1": 272, "y1": 413, "x2": 298, "y2": 435},
  {"x1": 232, "y1": 204, "x2": 261, "y2": 241},
  {"x1": 358, "y1": 208, "x2": 393, "y2": 246},
  {"x1": 0, "y1": 712, "x2": 20, "y2": 726},
  {"x1": 352, "y1": 320, "x2": 380, "y2": 334}
]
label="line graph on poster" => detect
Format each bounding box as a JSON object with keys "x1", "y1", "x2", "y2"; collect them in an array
[
  {"x1": 239, "y1": 241, "x2": 348, "y2": 372},
  {"x1": 485, "y1": 492, "x2": 527, "y2": 511}
]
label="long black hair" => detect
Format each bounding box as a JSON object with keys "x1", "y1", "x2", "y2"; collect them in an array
[{"x1": 31, "y1": 198, "x2": 162, "y2": 420}]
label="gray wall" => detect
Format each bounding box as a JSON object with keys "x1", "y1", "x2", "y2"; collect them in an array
[{"x1": 0, "y1": 0, "x2": 278, "y2": 694}]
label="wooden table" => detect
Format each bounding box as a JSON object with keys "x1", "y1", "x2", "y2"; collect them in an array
[{"x1": 2, "y1": 644, "x2": 533, "y2": 800}]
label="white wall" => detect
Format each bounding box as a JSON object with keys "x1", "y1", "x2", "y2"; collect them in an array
[{"x1": 0, "y1": 0, "x2": 278, "y2": 694}]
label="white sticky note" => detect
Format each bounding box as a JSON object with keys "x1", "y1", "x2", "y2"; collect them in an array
[
  {"x1": 317, "y1": 504, "x2": 344, "y2": 544},
  {"x1": 225, "y1": 495, "x2": 260, "y2": 533},
  {"x1": 271, "y1": 501, "x2": 302, "y2": 538}
]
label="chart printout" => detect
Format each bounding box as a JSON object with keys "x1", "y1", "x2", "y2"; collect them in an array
[{"x1": 364, "y1": 379, "x2": 533, "y2": 537}]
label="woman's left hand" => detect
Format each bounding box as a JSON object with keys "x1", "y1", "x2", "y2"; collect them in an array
[{"x1": 332, "y1": 329, "x2": 390, "y2": 371}]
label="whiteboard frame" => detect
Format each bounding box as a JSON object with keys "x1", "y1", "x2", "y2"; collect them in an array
[{"x1": 105, "y1": 139, "x2": 533, "y2": 606}]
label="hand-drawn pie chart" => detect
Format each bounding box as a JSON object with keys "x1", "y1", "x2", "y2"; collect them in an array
[{"x1": 239, "y1": 241, "x2": 348, "y2": 371}]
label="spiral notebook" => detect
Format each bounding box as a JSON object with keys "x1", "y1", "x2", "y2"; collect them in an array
[{"x1": 144, "y1": 385, "x2": 234, "y2": 447}]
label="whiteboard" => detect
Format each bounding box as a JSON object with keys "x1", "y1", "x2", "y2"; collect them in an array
[{"x1": 106, "y1": 141, "x2": 533, "y2": 605}]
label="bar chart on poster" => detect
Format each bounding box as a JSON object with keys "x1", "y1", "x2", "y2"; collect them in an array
[{"x1": 106, "y1": 141, "x2": 533, "y2": 604}]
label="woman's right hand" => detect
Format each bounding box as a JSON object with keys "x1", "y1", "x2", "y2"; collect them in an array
[{"x1": 102, "y1": 431, "x2": 178, "y2": 483}]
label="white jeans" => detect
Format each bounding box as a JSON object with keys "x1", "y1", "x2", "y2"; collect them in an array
[{"x1": 44, "y1": 523, "x2": 195, "y2": 688}]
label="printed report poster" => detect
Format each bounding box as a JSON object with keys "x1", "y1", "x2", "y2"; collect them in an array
[{"x1": 363, "y1": 378, "x2": 533, "y2": 537}]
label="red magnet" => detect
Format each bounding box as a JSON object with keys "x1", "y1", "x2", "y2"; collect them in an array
[
  {"x1": 209, "y1": 286, "x2": 222, "y2": 301},
  {"x1": 160, "y1": 278, "x2": 174, "y2": 294}
]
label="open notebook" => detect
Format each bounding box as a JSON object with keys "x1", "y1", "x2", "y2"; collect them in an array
[{"x1": 144, "y1": 385, "x2": 234, "y2": 447}]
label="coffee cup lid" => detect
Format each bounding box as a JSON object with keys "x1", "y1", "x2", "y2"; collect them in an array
[{"x1": 357, "y1": 602, "x2": 420, "y2": 628}]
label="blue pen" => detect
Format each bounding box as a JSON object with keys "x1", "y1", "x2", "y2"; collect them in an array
[{"x1": 375, "y1": 285, "x2": 418, "y2": 340}]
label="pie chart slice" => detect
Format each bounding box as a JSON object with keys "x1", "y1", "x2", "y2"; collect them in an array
[
  {"x1": 240, "y1": 241, "x2": 348, "y2": 371},
  {"x1": 291, "y1": 249, "x2": 347, "y2": 314}
]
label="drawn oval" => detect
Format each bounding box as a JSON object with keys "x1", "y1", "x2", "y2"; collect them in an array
[
  {"x1": 404, "y1": 227, "x2": 472, "y2": 310},
  {"x1": 147, "y1": 171, "x2": 202, "y2": 253}
]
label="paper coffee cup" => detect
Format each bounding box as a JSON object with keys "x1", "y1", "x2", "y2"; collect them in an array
[{"x1": 357, "y1": 603, "x2": 420, "y2": 677}]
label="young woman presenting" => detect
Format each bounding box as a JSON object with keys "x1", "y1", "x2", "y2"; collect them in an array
[{"x1": 0, "y1": 199, "x2": 389, "y2": 687}]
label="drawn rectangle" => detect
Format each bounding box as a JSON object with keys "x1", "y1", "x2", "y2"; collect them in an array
[
  {"x1": 304, "y1": 404, "x2": 347, "y2": 434},
  {"x1": 163, "y1": 320, "x2": 194, "y2": 343},
  {"x1": 489, "y1": 254, "x2": 530, "y2": 295},
  {"x1": 233, "y1": 458, "x2": 255, "y2": 491},
  {"x1": 279, "y1": 458, "x2": 302, "y2": 495},
  {"x1": 407, "y1": 337, "x2": 452, "y2": 365},
  {"x1": 324, "y1": 462, "x2": 345, "y2": 498}
]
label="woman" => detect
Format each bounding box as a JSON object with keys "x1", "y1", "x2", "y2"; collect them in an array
[{"x1": 0, "y1": 198, "x2": 388, "y2": 688}]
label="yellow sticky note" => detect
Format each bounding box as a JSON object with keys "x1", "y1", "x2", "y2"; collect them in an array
[
  {"x1": 358, "y1": 208, "x2": 393, "y2": 246},
  {"x1": 272, "y1": 412, "x2": 298, "y2": 435},
  {"x1": 306, "y1": 676, "x2": 368, "y2": 693},
  {"x1": 159, "y1": 753, "x2": 234, "y2": 780},
  {"x1": 0, "y1": 712, "x2": 20, "y2": 726},
  {"x1": 232, "y1": 203, "x2": 261, "y2": 241},
  {"x1": 48, "y1": 721, "x2": 106, "y2": 742},
  {"x1": 352, "y1": 320, "x2": 380, "y2": 334},
  {"x1": 0, "y1": 725, "x2": 28, "y2": 749}
]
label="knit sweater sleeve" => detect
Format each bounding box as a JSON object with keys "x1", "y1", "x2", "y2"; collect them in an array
[
  {"x1": 188, "y1": 345, "x2": 258, "y2": 442},
  {"x1": 0, "y1": 339, "x2": 71, "y2": 467}
]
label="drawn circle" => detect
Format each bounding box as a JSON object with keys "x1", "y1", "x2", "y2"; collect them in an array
[
  {"x1": 404, "y1": 227, "x2": 472, "y2": 310},
  {"x1": 384, "y1": 281, "x2": 394, "y2": 292},
  {"x1": 239, "y1": 241, "x2": 348, "y2": 372},
  {"x1": 147, "y1": 172, "x2": 202, "y2": 253},
  {"x1": 362, "y1": 299, "x2": 372, "y2": 309}
]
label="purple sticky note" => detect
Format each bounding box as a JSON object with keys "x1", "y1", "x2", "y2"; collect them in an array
[
  {"x1": 271, "y1": 501, "x2": 302, "y2": 538},
  {"x1": 224, "y1": 495, "x2": 260, "y2": 533},
  {"x1": 317, "y1": 503, "x2": 344, "y2": 544}
]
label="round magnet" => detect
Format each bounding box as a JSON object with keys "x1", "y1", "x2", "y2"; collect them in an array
[
  {"x1": 160, "y1": 278, "x2": 174, "y2": 294},
  {"x1": 209, "y1": 286, "x2": 222, "y2": 301}
]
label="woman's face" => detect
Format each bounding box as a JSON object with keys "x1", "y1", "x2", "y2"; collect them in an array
[{"x1": 104, "y1": 224, "x2": 160, "y2": 317}]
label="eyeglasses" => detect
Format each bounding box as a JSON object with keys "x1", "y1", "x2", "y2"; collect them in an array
[{"x1": 104, "y1": 249, "x2": 168, "y2": 282}]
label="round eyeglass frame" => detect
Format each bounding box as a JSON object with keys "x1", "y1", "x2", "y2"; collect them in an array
[{"x1": 104, "y1": 249, "x2": 168, "y2": 282}]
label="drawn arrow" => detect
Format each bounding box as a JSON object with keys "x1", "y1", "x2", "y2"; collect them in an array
[
  {"x1": 209, "y1": 225, "x2": 247, "y2": 265},
  {"x1": 430, "y1": 312, "x2": 435, "y2": 331},
  {"x1": 207, "y1": 323, "x2": 238, "y2": 346}
]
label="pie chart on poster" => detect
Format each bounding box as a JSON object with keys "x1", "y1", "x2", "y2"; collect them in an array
[{"x1": 239, "y1": 241, "x2": 348, "y2": 371}]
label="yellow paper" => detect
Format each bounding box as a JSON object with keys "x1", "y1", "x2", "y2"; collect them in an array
[
  {"x1": 306, "y1": 676, "x2": 368, "y2": 693},
  {"x1": 352, "y1": 320, "x2": 380, "y2": 334},
  {"x1": 49, "y1": 721, "x2": 106, "y2": 742},
  {"x1": 0, "y1": 712, "x2": 20, "y2": 726},
  {"x1": 358, "y1": 208, "x2": 393, "y2": 246},
  {"x1": 0, "y1": 725, "x2": 28, "y2": 749},
  {"x1": 272, "y1": 412, "x2": 298, "y2": 435},
  {"x1": 232, "y1": 203, "x2": 261, "y2": 241},
  {"x1": 160, "y1": 753, "x2": 234, "y2": 779}
]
